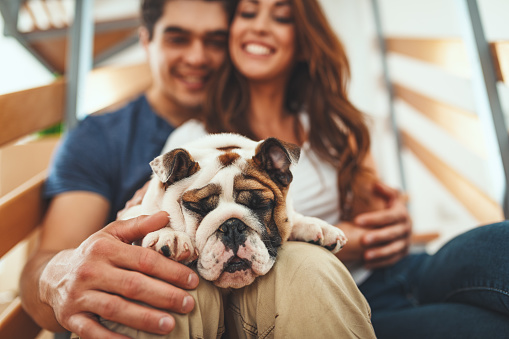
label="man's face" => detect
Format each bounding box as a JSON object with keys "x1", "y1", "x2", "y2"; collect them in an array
[{"x1": 141, "y1": 1, "x2": 228, "y2": 110}]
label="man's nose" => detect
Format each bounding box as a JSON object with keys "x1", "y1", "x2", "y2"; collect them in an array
[{"x1": 185, "y1": 41, "x2": 207, "y2": 66}]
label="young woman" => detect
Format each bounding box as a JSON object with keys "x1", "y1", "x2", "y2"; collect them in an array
[{"x1": 163, "y1": 0, "x2": 509, "y2": 338}]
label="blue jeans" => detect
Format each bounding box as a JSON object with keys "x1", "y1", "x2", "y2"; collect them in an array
[{"x1": 359, "y1": 221, "x2": 509, "y2": 339}]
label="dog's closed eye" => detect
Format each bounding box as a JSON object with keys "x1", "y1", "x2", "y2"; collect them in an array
[
  {"x1": 237, "y1": 190, "x2": 274, "y2": 211},
  {"x1": 183, "y1": 195, "x2": 219, "y2": 216}
]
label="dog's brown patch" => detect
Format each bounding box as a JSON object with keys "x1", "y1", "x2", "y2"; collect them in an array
[
  {"x1": 182, "y1": 184, "x2": 222, "y2": 217},
  {"x1": 219, "y1": 152, "x2": 240, "y2": 167},
  {"x1": 243, "y1": 159, "x2": 292, "y2": 242},
  {"x1": 233, "y1": 174, "x2": 282, "y2": 255},
  {"x1": 183, "y1": 183, "x2": 222, "y2": 201},
  {"x1": 154, "y1": 149, "x2": 201, "y2": 187}
]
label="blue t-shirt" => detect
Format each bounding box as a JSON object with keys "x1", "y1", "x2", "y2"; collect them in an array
[{"x1": 44, "y1": 95, "x2": 175, "y2": 223}]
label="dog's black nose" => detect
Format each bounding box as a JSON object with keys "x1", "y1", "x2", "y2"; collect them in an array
[{"x1": 218, "y1": 218, "x2": 248, "y2": 253}]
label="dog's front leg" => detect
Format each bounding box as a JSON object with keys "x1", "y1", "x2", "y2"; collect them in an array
[
  {"x1": 289, "y1": 213, "x2": 347, "y2": 254},
  {"x1": 142, "y1": 228, "x2": 198, "y2": 264}
]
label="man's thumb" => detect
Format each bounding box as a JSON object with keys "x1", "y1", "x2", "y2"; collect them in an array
[{"x1": 107, "y1": 211, "x2": 169, "y2": 243}]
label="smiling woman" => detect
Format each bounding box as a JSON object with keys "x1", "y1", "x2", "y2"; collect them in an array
[{"x1": 229, "y1": 0, "x2": 297, "y2": 82}]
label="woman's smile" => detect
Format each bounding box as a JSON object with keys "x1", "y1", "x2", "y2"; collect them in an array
[{"x1": 243, "y1": 42, "x2": 274, "y2": 56}]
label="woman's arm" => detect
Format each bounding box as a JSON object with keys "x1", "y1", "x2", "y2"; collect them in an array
[{"x1": 335, "y1": 152, "x2": 412, "y2": 269}]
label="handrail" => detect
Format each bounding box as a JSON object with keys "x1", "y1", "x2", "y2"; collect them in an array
[
  {"x1": 0, "y1": 171, "x2": 47, "y2": 258},
  {"x1": 0, "y1": 62, "x2": 151, "y2": 148},
  {"x1": 0, "y1": 297, "x2": 41, "y2": 339},
  {"x1": 0, "y1": 80, "x2": 66, "y2": 147}
]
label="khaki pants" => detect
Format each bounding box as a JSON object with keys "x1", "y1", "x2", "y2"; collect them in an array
[{"x1": 101, "y1": 242, "x2": 375, "y2": 338}]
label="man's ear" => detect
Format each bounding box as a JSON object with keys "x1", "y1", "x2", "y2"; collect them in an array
[
  {"x1": 139, "y1": 26, "x2": 150, "y2": 50},
  {"x1": 252, "y1": 138, "x2": 300, "y2": 187},
  {"x1": 150, "y1": 149, "x2": 200, "y2": 185}
]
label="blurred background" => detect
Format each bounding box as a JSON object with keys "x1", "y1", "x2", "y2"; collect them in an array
[{"x1": 1, "y1": 1, "x2": 508, "y2": 337}]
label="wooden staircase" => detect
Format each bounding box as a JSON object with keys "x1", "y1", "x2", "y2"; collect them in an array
[{"x1": 0, "y1": 0, "x2": 140, "y2": 74}]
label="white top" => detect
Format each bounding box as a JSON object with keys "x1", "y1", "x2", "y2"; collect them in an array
[{"x1": 163, "y1": 119, "x2": 371, "y2": 284}]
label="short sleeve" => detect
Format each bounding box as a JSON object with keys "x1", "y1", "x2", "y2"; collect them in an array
[{"x1": 44, "y1": 116, "x2": 114, "y2": 202}]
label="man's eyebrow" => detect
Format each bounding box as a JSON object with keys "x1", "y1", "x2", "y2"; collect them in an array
[
  {"x1": 163, "y1": 26, "x2": 228, "y2": 37},
  {"x1": 163, "y1": 26, "x2": 190, "y2": 34}
]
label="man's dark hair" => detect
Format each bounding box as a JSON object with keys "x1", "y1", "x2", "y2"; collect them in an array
[{"x1": 141, "y1": 0, "x2": 236, "y2": 41}]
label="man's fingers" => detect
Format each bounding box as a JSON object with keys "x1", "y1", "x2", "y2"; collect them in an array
[
  {"x1": 109, "y1": 245, "x2": 199, "y2": 290},
  {"x1": 79, "y1": 291, "x2": 177, "y2": 335},
  {"x1": 94, "y1": 266, "x2": 195, "y2": 313},
  {"x1": 108, "y1": 211, "x2": 169, "y2": 243},
  {"x1": 68, "y1": 313, "x2": 130, "y2": 339}
]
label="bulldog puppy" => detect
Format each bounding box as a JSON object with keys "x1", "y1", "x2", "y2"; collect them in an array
[{"x1": 119, "y1": 133, "x2": 347, "y2": 289}]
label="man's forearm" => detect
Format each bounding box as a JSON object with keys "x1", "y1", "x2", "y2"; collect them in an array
[{"x1": 20, "y1": 251, "x2": 67, "y2": 332}]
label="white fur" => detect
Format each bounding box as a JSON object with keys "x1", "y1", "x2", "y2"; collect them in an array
[{"x1": 120, "y1": 133, "x2": 346, "y2": 288}]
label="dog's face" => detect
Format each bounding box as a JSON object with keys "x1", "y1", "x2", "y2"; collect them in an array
[{"x1": 150, "y1": 134, "x2": 300, "y2": 288}]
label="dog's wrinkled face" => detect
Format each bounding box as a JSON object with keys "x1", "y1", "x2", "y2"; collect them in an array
[{"x1": 150, "y1": 134, "x2": 300, "y2": 288}]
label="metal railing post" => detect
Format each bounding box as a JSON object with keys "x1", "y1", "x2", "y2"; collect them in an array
[
  {"x1": 370, "y1": 0, "x2": 407, "y2": 191},
  {"x1": 65, "y1": 0, "x2": 95, "y2": 130},
  {"x1": 457, "y1": 0, "x2": 509, "y2": 218}
]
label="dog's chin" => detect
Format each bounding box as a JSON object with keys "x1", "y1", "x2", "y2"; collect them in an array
[{"x1": 213, "y1": 269, "x2": 257, "y2": 289}]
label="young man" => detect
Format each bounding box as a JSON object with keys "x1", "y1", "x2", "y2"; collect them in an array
[
  {"x1": 20, "y1": 1, "x2": 376, "y2": 338},
  {"x1": 20, "y1": 1, "x2": 230, "y2": 337}
]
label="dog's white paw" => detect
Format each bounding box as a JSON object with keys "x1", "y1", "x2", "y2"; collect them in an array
[
  {"x1": 290, "y1": 216, "x2": 347, "y2": 254},
  {"x1": 142, "y1": 228, "x2": 198, "y2": 264}
]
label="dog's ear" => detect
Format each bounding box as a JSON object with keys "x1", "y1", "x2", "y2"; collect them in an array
[
  {"x1": 253, "y1": 138, "x2": 300, "y2": 187},
  {"x1": 150, "y1": 148, "x2": 200, "y2": 185}
]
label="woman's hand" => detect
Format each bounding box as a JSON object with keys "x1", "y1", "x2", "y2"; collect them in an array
[{"x1": 336, "y1": 181, "x2": 412, "y2": 269}]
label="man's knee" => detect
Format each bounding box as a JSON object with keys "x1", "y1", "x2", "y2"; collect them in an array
[{"x1": 274, "y1": 241, "x2": 352, "y2": 281}]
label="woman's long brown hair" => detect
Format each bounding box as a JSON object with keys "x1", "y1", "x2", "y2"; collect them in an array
[{"x1": 203, "y1": 0, "x2": 371, "y2": 220}]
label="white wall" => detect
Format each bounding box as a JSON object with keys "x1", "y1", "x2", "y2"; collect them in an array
[{"x1": 319, "y1": 0, "x2": 509, "y2": 250}]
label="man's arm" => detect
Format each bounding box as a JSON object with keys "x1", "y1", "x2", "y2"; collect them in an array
[{"x1": 20, "y1": 192, "x2": 199, "y2": 338}]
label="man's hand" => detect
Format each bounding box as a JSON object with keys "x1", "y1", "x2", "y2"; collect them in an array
[
  {"x1": 336, "y1": 182, "x2": 412, "y2": 269},
  {"x1": 39, "y1": 211, "x2": 199, "y2": 339}
]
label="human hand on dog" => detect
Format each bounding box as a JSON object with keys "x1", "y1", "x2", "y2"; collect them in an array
[
  {"x1": 39, "y1": 211, "x2": 199, "y2": 339},
  {"x1": 354, "y1": 181, "x2": 412, "y2": 269}
]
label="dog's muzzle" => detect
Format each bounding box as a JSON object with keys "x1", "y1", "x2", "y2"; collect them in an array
[{"x1": 218, "y1": 218, "x2": 252, "y2": 272}]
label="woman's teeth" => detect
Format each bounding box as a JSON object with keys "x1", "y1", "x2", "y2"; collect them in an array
[
  {"x1": 245, "y1": 43, "x2": 271, "y2": 55},
  {"x1": 182, "y1": 76, "x2": 204, "y2": 84}
]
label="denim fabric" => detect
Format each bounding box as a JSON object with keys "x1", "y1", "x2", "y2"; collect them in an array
[{"x1": 359, "y1": 221, "x2": 509, "y2": 339}]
